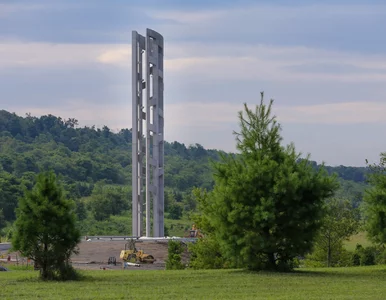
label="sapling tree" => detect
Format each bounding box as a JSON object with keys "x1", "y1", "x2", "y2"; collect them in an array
[
  {"x1": 12, "y1": 171, "x2": 81, "y2": 280},
  {"x1": 196, "y1": 93, "x2": 338, "y2": 271}
]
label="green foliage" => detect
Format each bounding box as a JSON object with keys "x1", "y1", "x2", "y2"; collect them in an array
[
  {"x1": 364, "y1": 153, "x2": 386, "y2": 244},
  {"x1": 164, "y1": 218, "x2": 193, "y2": 237},
  {"x1": 165, "y1": 190, "x2": 183, "y2": 220},
  {"x1": 75, "y1": 199, "x2": 87, "y2": 221},
  {"x1": 0, "y1": 208, "x2": 5, "y2": 231},
  {"x1": 188, "y1": 236, "x2": 230, "y2": 269},
  {"x1": 78, "y1": 214, "x2": 131, "y2": 236},
  {"x1": 324, "y1": 165, "x2": 367, "y2": 183},
  {"x1": 85, "y1": 182, "x2": 130, "y2": 221},
  {"x1": 0, "y1": 171, "x2": 24, "y2": 221},
  {"x1": 375, "y1": 247, "x2": 386, "y2": 264},
  {"x1": 0, "y1": 110, "x2": 220, "y2": 226},
  {"x1": 335, "y1": 178, "x2": 367, "y2": 209},
  {"x1": 0, "y1": 109, "x2": 371, "y2": 236},
  {"x1": 197, "y1": 94, "x2": 338, "y2": 271},
  {"x1": 364, "y1": 152, "x2": 386, "y2": 244},
  {"x1": 190, "y1": 188, "x2": 213, "y2": 232},
  {"x1": 306, "y1": 242, "x2": 386, "y2": 268},
  {"x1": 166, "y1": 240, "x2": 185, "y2": 270},
  {"x1": 311, "y1": 198, "x2": 360, "y2": 267},
  {"x1": 351, "y1": 244, "x2": 385, "y2": 266},
  {"x1": 305, "y1": 244, "x2": 354, "y2": 268},
  {"x1": 12, "y1": 171, "x2": 81, "y2": 280},
  {"x1": 188, "y1": 188, "x2": 232, "y2": 269},
  {"x1": 0, "y1": 223, "x2": 13, "y2": 242}
]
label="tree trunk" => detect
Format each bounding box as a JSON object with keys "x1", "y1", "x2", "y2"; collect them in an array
[
  {"x1": 267, "y1": 252, "x2": 276, "y2": 270},
  {"x1": 327, "y1": 235, "x2": 331, "y2": 267},
  {"x1": 41, "y1": 243, "x2": 48, "y2": 280}
]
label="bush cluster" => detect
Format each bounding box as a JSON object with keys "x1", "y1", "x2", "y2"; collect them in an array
[
  {"x1": 352, "y1": 244, "x2": 386, "y2": 266},
  {"x1": 304, "y1": 243, "x2": 386, "y2": 268},
  {"x1": 166, "y1": 240, "x2": 185, "y2": 270}
]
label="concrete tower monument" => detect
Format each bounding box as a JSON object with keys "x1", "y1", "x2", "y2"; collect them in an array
[{"x1": 132, "y1": 29, "x2": 164, "y2": 237}]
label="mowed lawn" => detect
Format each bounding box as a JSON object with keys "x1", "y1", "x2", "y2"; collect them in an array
[{"x1": 2, "y1": 266, "x2": 386, "y2": 300}]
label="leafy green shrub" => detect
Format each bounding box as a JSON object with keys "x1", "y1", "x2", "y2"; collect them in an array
[
  {"x1": 352, "y1": 252, "x2": 361, "y2": 266},
  {"x1": 304, "y1": 243, "x2": 354, "y2": 268},
  {"x1": 360, "y1": 247, "x2": 376, "y2": 266},
  {"x1": 166, "y1": 240, "x2": 185, "y2": 270},
  {"x1": 188, "y1": 236, "x2": 230, "y2": 270},
  {"x1": 56, "y1": 263, "x2": 82, "y2": 281},
  {"x1": 375, "y1": 247, "x2": 386, "y2": 265},
  {"x1": 0, "y1": 224, "x2": 14, "y2": 243},
  {"x1": 351, "y1": 244, "x2": 386, "y2": 266}
]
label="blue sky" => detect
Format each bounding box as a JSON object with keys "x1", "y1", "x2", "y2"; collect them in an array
[{"x1": 1, "y1": 0, "x2": 386, "y2": 166}]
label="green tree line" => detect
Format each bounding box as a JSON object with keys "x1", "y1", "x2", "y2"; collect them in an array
[{"x1": 0, "y1": 109, "x2": 369, "y2": 235}]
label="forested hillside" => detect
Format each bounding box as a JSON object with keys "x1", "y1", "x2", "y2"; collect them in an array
[{"x1": 0, "y1": 110, "x2": 368, "y2": 235}]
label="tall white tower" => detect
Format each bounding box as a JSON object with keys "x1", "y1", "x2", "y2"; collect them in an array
[{"x1": 132, "y1": 29, "x2": 164, "y2": 237}]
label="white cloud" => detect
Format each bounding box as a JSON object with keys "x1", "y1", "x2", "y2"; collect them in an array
[
  {"x1": 166, "y1": 101, "x2": 386, "y2": 126},
  {"x1": 148, "y1": 4, "x2": 386, "y2": 25},
  {"x1": 148, "y1": 3, "x2": 386, "y2": 42},
  {"x1": 275, "y1": 102, "x2": 386, "y2": 124},
  {"x1": 2, "y1": 2, "x2": 386, "y2": 166},
  {"x1": 2, "y1": 39, "x2": 386, "y2": 83},
  {"x1": 0, "y1": 43, "x2": 129, "y2": 67},
  {"x1": 97, "y1": 48, "x2": 131, "y2": 65}
]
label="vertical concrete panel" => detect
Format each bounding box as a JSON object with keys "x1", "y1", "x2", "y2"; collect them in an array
[
  {"x1": 133, "y1": 28, "x2": 164, "y2": 237},
  {"x1": 131, "y1": 31, "x2": 138, "y2": 237},
  {"x1": 131, "y1": 31, "x2": 146, "y2": 237}
]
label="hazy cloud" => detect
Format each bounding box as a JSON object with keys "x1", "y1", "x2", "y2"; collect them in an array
[{"x1": 1, "y1": 0, "x2": 386, "y2": 166}]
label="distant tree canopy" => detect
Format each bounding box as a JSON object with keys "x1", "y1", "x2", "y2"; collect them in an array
[
  {"x1": 0, "y1": 110, "x2": 218, "y2": 224},
  {"x1": 85, "y1": 182, "x2": 130, "y2": 221},
  {"x1": 0, "y1": 109, "x2": 370, "y2": 235},
  {"x1": 0, "y1": 172, "x2": 24, "y2": 221}
]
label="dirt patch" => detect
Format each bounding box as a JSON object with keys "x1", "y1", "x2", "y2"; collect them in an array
[
  {"x1": 72, "y1": 240, "x2": 190, "y2": 270},
  {"x1": 1, "y1": 240, "x2": 191, "y2": 271}
]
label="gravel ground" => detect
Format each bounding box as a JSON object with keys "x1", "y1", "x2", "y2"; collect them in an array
[
  {"x1": 72, "y1": 240, "x2": 189, "y2": 270},
  {"x1": 2, "y1": 240, "x2": 190, "y2": 271}
]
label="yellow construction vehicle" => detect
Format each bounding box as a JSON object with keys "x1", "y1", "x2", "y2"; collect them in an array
[
  {"x1": 186, "y1": 224, "x2": 204, "y2": 238},
  {"x1": 120, "y1": 239, "x2": 155, "y2": 264}
]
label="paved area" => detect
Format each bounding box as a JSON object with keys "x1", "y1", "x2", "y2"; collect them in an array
[{"x1": 0, "y1": 243, "x2": 11, "y2": 252}]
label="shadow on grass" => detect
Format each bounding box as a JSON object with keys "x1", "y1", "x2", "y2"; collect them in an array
[
  {"x1": 12, "y1": 269, "x2": 92, "y2": 283},
  {"x1": 226, "y1": 269, "x2": 329, "y2": 277},
  {"x1": 10, "y1": 266, "x2": 386, "y2": 284},
  {"x1": 227, "y1": 266, "x2": 386, "y2": 278}
]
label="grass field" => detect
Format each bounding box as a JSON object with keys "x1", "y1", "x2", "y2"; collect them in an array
[
  {"x1": 165, "y1": 218, "x2": 192, "y2": 236},
  {"x1": 1, "y1": 266, "x2": 386, "y2": 299},
  {"x1": 344, "y1": 232, "x2": 373, "y2": 251}
]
